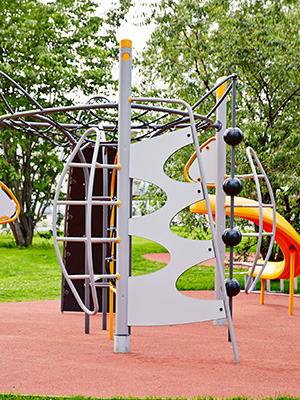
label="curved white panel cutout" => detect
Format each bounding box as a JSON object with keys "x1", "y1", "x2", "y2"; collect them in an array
[
  {"x1": 189, "y1": 137, "x2": 217, "y2": 185},
  {"x1": 0, "y1": 187, "x2": 17, "y2": 219},
  {"x1": 128, "y1": 128, "x2": 225, "y2": 326}
]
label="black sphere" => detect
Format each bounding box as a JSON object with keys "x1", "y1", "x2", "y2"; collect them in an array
[
  {"x1": 222, "y1": 228, "x2": 242, "y2": 246},
  {"x1": 225, "y1": 278, "x2": 241, "y2": 297},
  {"x1": 223, "y1": 127, "x2": 243, "y2": 146},
  {"x1": 223, "y1": 178, "x2": 243, "y2": 196}
]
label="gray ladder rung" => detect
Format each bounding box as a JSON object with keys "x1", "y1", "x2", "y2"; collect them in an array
[
  {"x1": 225, "y1": 203, "x2": 273, "y2": 208},
  {"x1": 242, "y1": 232, "x2": 273, "y2": 237},
  {"x1": 68, "y1": 273, "x2": 119, "y2": 281},
  {"x1": 69, "y1": 162, "x2": 120, "y2": 170},
  {"x1": 96, "y1": 162, "x2": 121, "y2": 170},
  {"x1": 57, "y1": 199, "x2": 120, "y2": 206},
  {"x1": 94, "y1": 282, "x2": 110, "y2": 288},
  {"x1": 226, "y1": 261, "x2": 265, "y2": 267},
  {"x1": 226, "y1": 174, "x2": 264, "y2": 179},
  {"x1": 57, "y1": 236, "x2": 120, "y2": 243},
  {"x1": 92, "y1": 196, "x2": 111, "y2": 201}
]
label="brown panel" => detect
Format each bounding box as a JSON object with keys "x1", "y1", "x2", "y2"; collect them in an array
[{"x1": 61, "y1": 144, "x2": 117, "y2": 312}]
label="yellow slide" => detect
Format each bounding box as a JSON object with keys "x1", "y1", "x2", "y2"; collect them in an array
[{"x1": 190, "y1": 195, "x2": 300, "y2": 313}]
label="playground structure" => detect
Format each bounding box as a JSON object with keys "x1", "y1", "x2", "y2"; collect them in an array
[
  {"x1": 0, "y1": 181, "x2": 20, "y2": 225},
  {"x1": 0, "y1": 39, "x2": 299, "y2": 363}
]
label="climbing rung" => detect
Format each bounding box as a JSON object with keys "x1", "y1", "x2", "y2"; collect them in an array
[
  {"x1": 225, "y1": 203, "x2": 273, "y2": 208},
  {"x1": 92, "y1": 196, "x2": 111, "y2": 201},
  {"x1": 68, "y1": 273, "x2": 119, "y2": 281},
  {"x1": 94, "y1": 282, "x2": 110, "y2": 288},
  {"x1": 227, "y1": 174, "x2": 264, "y2": 179},
  {"x1": 57, "y1": 199, "x2": 120, "y2": 206},
  {"x1": 242, "y1": 232, "x2": 273, "y2": 237},
  {"x1": 69, "y1": 162, "x2": 121, "y2": 170},
  {"x1": 96, "y1": 163, "x2": 121, "y2": 170},
  {"x1": 226, "y1": 261, "x2": 265, "y2": 267},
  {"x1": 57, "y1": 236, "x2": 120, "y2": 243}
]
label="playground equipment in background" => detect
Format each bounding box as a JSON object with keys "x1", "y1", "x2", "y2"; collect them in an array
[
  {"x1": 187, "y1": 132, "x2": 300, "y2": 315},
  {"x1": 0, "y1": 182, "x2": 20, "y2": 224},
  {"x1": 0, "y1": 39, "x2": 289, "y2": 363},
  {"x1": 190, "y1": 196, "x2": 300, "y2": 315}
]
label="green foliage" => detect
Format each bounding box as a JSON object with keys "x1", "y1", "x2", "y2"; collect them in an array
[
  {"x1": 138, "y1": 0, "x2": 300, "y2": 260},
  {"x1": 0, "y1": 0, "x2": 130, "y2": 246}
]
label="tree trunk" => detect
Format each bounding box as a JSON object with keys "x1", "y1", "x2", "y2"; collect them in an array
[{"x1": 10, "y1": 220, "x2": 34, "y2": 247}]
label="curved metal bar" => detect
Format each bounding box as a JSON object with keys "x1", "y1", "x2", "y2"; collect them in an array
[
  {"x1": 244, "y1": 147, "x2": 276, "y2": 294},
  {"x1": 0, "y1": 102, "x2": 213, "y2": 125},
  {"x1": 131, "y1": 96, "x2": 239, "y2": 363},
  {"x1": 0, "y1": 103, "x2": 117, "y2": 121},
  {"x1": 0, "y1": 181, "x2": 20, "y2": 224},
  {"x1": 53, "y1": 127, "x2": 101, "y2": 315},
  {"x1": 76, "y1": 95, "x2": 112, "y2": 123},
  {"x1": 0, "y1": 71, "x2": 44, "y2": 111},
  {"x1": 33, "y1": 114, "x2": 78, "y2": 146},
  {"x1": 191, "y1": 74, "x2": 237, "y2": 111}
]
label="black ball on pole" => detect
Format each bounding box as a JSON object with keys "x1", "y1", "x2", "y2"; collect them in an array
[
  {"x1": 225, "y1": 278, "x2": 241, "y2": 297},
  {"x1": 222, "y1": 228, "x2": 242, "y2": 246},
  {"x1": 223, "y1": 127, "x2": 243, "y2": 146},
  {"x1": 223, "y1": 177, "x2": 243, "y2": 196}
]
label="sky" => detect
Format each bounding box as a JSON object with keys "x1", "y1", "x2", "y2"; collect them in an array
[
  {"x1": 98, "y1": 0, "x2": 156, "y2": 54},
  {"x1": 95, "y1": 0, "x2": 157, "y2": 90}
]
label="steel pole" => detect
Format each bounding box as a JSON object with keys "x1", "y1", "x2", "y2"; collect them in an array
[
  {"x1": 114, "y1": 39, "x2": 132, "y2": 353},
  {"x1": 214, "y1": 77, "x2": 227, "y2": 326}
]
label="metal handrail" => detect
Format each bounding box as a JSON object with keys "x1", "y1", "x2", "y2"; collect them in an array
[
  {"x1": 243, "y1": 147, "x2": 276, "y2": 294},
  {"x1": 130, "y1": 96, "x2": 239, "y2": 363},
  {"x1": 53, "y1": 127, "x2": 103, "y2": 315}
]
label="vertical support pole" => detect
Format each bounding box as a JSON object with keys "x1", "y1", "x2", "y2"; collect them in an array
[
  {"x1": 289, "y1": 246, "x2": 296, "y2": 316},
  {"x1": 260, "y1": 279, "x2": 265, "y2": 305},
  {"x1": 102, "y1": 145, "x2": 109, "y2": 330},
  {"x1": 214, "y1": 77, "x2": 227, "y2": 326},
  {"x1": 114, "y1": 39, "x2": 132, "y2": 353}
]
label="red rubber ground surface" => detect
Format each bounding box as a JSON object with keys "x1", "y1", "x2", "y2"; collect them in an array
[{"x1": 1, "y1": 289, "x2": 300, "y2": 398}]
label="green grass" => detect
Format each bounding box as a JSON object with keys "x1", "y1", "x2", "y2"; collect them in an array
[
  {"x1": 131, "y1": 236, "x2": 167, "y2": 276},
  {"x1": 0, "y1": 231, "x2": 299, "y2": 303},
  {"x1": 0, "y1": 233, "x2": 62, "y2": 302}
]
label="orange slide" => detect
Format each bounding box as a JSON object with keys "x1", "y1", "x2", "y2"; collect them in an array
[{"x1": 190, "y1": 195, "x2": 300, "y2": 314}]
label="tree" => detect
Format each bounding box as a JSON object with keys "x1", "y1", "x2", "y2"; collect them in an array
[
  {"x1": 0, "y1": 0, "x2": 131, "y2": 246},
  {"x1": 138, "y1": 0, "x2": 300, "y2": 257}
]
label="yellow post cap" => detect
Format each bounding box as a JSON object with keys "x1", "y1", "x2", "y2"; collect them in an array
[
  {"x1": 216, "y1": 76, "x2": 227, "y2": 98},
  {"x1": 120, "y1": 39, "x2": 132, "y2": 49}
]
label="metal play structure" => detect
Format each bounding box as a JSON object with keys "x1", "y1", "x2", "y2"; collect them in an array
[
  {"x1": 0, "y1": 182, "x2": 20, "y2": 225},
  {"x1": 1, "y1": 39, "x2": 299, "y2": 363}
]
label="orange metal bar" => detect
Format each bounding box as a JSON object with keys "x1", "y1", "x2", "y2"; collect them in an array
[
  {"x1": 184, "y1": 137, "x2": 216, "y2": 184},
  {"x1": 109, "y1": 283, "x2": 114, "y2": 340},
  {"x1": 260, "y1": 279, "x2": 265, "y2": 305},
  {"x1": 0, "y1": 182, "x2": 20, "y2": 224},
  {"x1": 289, "y1": 246, "x2": 296, "y2": 316},
  {"x1": 108, "y1": 153, "x2": 118, "y2": 340}
]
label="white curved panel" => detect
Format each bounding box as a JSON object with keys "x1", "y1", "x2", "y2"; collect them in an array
[
  {"x1": 0, "y1": 187, "x2": 16, "y2": 218},
  {"x1": 189, "y1": 138, "x2": 217, "y2": 185},
  {"x1": 128, "y1": 273, "x2": 225, "y2": 326},
  {"x1": 128, "y1": 128, "x2": 225, "y2": 326}
]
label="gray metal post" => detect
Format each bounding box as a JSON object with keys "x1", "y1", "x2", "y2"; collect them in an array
[
  {"x1": 114, "y1": 39, "x2": 132, "y2": 353},
  {"x1": 214, "y1": 77, "x2": 227, "y2": 326}
]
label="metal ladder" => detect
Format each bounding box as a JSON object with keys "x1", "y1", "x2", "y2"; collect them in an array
[
  {"x1": 53, "y1": 127, "x2": 121, "y2": 317},
  {"x1": 226, "y1": 146, "x2": 276, "y2": 293}
]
